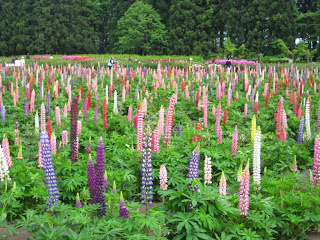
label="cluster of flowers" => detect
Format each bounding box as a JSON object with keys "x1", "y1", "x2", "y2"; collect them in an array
[
  {"x1": 206, "y1": 59, "x2": 260, "y2": 66},
  {"x1": 60, "y1": 56, "x2": 93, "y2": 61},
  {"x1": 33, "y1": 56, "x2": 51, "y2": 60}
]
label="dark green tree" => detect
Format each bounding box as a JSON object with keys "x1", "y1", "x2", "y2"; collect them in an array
[{"x1": 114, "y1": 1, "x2": 168, "y2": 55}]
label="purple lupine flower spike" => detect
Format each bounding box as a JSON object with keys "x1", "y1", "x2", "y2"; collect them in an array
[
  {"x1": 40, "y1": 131, "x2": 60, "y2": 211},
  {"x1": 119, "y1": 191, "x2": 129, "y2": 218},
  {"x1": 24, "y1": 98, "x2": 29, "y2": 116},
  {"x1": 177, "y1": 124, "x2": 181, "y2": 135},
  {"x1": 95, "y1": 138, "x2": 106, "y2": 216},
  {"x1": 141, "y1": 129, "x2": 153, "y2": 206},
  {"x1": 188, "y1": 144, "x2": 200, "y2": 191},
  {"x1": 297, "y1": 116, "x2": 305, "y2": 144},
  {"x1": 1, "y1": 105, "x2": 5, "y2": 122}
]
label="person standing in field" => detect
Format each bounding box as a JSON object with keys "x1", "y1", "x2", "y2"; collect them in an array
[{"x1": 108, "y1": 56, "x2": 115, "y2": 70}]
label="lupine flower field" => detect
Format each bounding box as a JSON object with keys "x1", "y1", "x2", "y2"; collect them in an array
[{"x1": 1, "y1": 59, "x2": 320, "y2": 239}]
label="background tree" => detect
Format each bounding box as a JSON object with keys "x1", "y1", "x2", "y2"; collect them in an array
[{"x1": 114, "y1": 1, "x2": 168, "y2": 55}]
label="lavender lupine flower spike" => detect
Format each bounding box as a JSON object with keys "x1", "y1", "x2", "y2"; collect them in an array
[
  {"x1": 95, "y1": 138, "x2": 106, "y2": 216},
  {"x1": 1, "y1": 105, "x2": 5, "y2": 122},
  {"x1": 297, "y1": 116, "x2": 305, "y2": 144},
  {"x1": 141, "y1": 129, "x2": 153, "y2": 205},
  {"x1": 76, "y1": 193, "x2": 82, "y2": 208}
]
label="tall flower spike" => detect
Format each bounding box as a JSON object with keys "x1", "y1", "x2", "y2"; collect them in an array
[
  {"x1": 297, "y1": 116, "x2": 305, "y2": 144},
  {"x1": 112, "y1": 180, "x2": 117, "y2": 193},
  {"x1": 70, "y1": 96, "x2": 79, "y2": 162},
  {"x1": 159, "y1": 164, "x2": 168, "y2": 190},
  {"x1": 62, "y1": 130, "x2": 68, "y2": 146},
  {"x1": 231, "y1": 126, "x2": 238, "y2": 157},
  {"x1": 0, "y1": 144, "x2": 10, "y2": 181},
  {"x1": 188, "y1": 144, "x2": 200, "y2": 191},
  {"x1": 95, "y1": 138, "x2": 106, "y2": 216},
  {"x1": 119, "y1": 191, "x2": 129, "y2": 218},
  {"x1": 158, "y1": 106, "x2": 165, "y2": 136},
  {"x1": 239, "y1": 161, "x2": 250, "y2": 216},
  {"x1": 305, "y1": 97, "x2": 311, "y2": 141},
  {"x1": 204, "y1": 155, "x2": 212, "y2": 185},
  {"x1": 316, "y1": 101, "x2": 320, "y2": 131},
  {"x1": 136, "y1": 109, "x2": 144, "y2": 151},
  {"x1": 1, "y1": 105, "x2": 5, "y2": 122},
  {"x1": 164, "y1": 95, "x2": 177, "y2": 147},
  {"x1": 113, "y1": 90, "x2": 118, "y2": 114},
  {"x1": 313, "y1": 134, "x2": 320, "y2": 184},
  {"x1": 2, "y1": 135, "x2": 12, "y2": 167},
  {"x1": 50, "y1": 132, "x2": 57, "y2": 155},
  {"x1": 253, "y1": 126, "x2": 261, "y2": 189},
  {"x1": 55, "y1": 107, "x2": 61, "y2": 129},
  {"x1": 40, "y1": 131, "x2": 60, "y2": 211},
  {"x1": 37, "y1": 142, "x2": 44, "y2": 168},
  {"x1": 87, "y1": 155, "x2": 96, "y2": 204},
  {"x1": 276, "y1": 101, "x2": 282, "y2": 139},
  {"x1": 141, "y1": 129, "x2": 154, "y2": 205},
  {"x1": 40, "y1": 103, "x2": 46, "y2": 132},
  {"x1": 35, "y1": 111, "x2": 39, "y2": 133},
  {"x1": 219, "y1": 171, "x2": 226, "y2": 197},
  {"x1": 251, "y1": 115, "x2": 256, "y2": 143},
  {"x1": 103, "y1": 98, "x2": 108, "y2": 130}
]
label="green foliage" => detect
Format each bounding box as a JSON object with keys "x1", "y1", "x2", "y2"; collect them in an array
[
  {"x1": 114, "y1": 1, "x2": 168, "y2": 55},
  {"x1": 223, "y1": 37, "x2": 237, "y2": 57}
]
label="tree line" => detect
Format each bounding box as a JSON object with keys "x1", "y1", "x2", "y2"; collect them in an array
[{"x1": 0, "y1": 0, "x2": 319, "y2": 59}]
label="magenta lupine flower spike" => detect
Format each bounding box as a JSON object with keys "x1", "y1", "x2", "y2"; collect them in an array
[
  {"x1": 119, "y1": 191, "x2": 129, "y2": 218},
  {"x1": 203, "y1": 87, "x2": 208, "y2": 127},
  {"x1": 159, "y1": 164, "x2": 168, "y2": 190},
  {"x1": 62, "y1": 130, "x2": 68, "y2": 146},
  {"x1": 239, "y1": 161, "x2": 250, "y2": 216},
  {"x1": 204, "y1": 155, "x2": 212, "y2": 184},
  {"x1": 316, "y1": 101, "x2": 320, "y2": 131},
  {"x1": 231, "y1": 126, "x2": 238, "y2": 157},
  {"x1": 2, "y1": 135, "x2": 12, "y2": 167},
  {"x1": 313, "y1": 134, "x2": 320, "y2": 184},
  {"x1": 216, "y1": 126, "x2": 223, "y2": 144},
  {"x1": 215, "y1": 102, "x2": 221, "y2": 131},
  {"x1": 87, "y1": 154, "x2": 96, "y2": 204},
  {"x1": 55, "y1": 107, "x2": 61, "y2": 129},
  {"x1": 95, "y1": 138, "x2": 106, "y2": 215},
  {"x1": 76, "y1": 192, "x2": 82, "y2": 208},
  {"x1": 219, "y1": 171, "x2": 226, "y2": 197},
  {"x1": 276, "y1": 101, "x2": 282, "y2": 139}
]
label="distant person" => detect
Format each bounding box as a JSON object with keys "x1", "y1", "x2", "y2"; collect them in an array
[
  {"x1": 26, "y1": 53, "x2": 30, "y2": 59},
  {"x1": 108, "y1": 56, "x2": 115, "y2": 70},
  {"x1": 225, "y1": 58, "x2": 232, "y2": 68},
  {"x1": 128, "y1": 56, "x2": 131, "y2": 61},
  {"x1": 10, "y1": 59, "x2": 15, "y2": 63}
]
